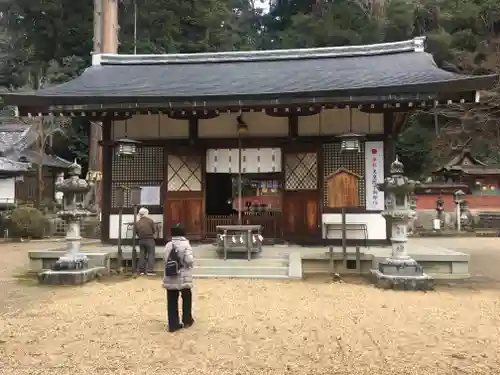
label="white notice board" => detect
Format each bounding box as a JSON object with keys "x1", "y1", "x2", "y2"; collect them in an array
[{"x1": 140, "y1": 186, "x2": 161, "y2": 206}]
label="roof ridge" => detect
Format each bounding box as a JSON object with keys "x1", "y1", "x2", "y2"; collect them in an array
[{"x1": 92, "y1": 37, "x2": 426, "y2": 66}]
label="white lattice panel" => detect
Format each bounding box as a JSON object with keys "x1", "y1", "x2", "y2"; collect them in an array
[
  {"x1": 285, "y1": 152, "x2": 317, "y2": 190},
  {"x1": 167, "y1": 155, "x2": 202, "y2": 191}
]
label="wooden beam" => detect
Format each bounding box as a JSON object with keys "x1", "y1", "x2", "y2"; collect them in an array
[
  {"x1": 189, "y1": 117, "x2": 199, "y2": 144},
  {"x1": 100, "y1": 116, "x2": 112, "y2": 243},
  {"x1": 383, "y1": 112, "x2": 394, "y2": 243},
  {"x1": 288, "y1": 115, "x2": 298, "y2": 138}
]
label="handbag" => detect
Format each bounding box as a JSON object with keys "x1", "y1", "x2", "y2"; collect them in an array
[{"x1": 164, "y1": 243, "x2": 181, "y2": 276}]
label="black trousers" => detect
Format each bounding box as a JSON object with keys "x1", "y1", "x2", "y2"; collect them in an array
[{"x1": 166, "y1": 288, "x2": 193, "y2": 328}]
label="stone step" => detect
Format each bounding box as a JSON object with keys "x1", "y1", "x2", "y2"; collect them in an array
[
  {"x1": 193, "y1": 265, "x2": 289, "y2": 277},
  {"x1": 194, "y1": 274, "x2": 290, "y2": 280},
  {"x1": 194, "y1": 257, "x2": 289, "y2": 267}
]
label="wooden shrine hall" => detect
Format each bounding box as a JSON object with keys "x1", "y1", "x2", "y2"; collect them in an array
[{"x1": 3, "y1": 37, "x2": 496, "y2": 246}]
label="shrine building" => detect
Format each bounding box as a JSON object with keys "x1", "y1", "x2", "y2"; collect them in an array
[{"x1": 3, "y1": 37, "x2": 496, "y2": 246}]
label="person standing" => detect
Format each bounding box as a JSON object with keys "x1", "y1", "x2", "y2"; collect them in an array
[
  {"x1": 134, "y1": 207, "x2": 156, "y2": 275},
  {"x1": 163, "y1": 223, "x2": 195, "y2": 332}
]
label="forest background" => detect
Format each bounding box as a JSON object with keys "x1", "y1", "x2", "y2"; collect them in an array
[{"x1": 1, "y1": 0, "x2": 499, "y2": 178}]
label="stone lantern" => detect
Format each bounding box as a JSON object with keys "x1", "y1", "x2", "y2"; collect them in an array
[
  {"x1": 370, "y1": 156, "x2": 433, "y2": 290},
  {"x1": 39, "y1": 160, "x2": 100, "y2": 285},
  {"x1": 51, "y1": 160, "x2": 94, "y2": 270}
]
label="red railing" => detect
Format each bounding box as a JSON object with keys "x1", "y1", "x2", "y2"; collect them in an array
[{"x1": 205, "y1": 212, "x2": 282, "y2": 239}]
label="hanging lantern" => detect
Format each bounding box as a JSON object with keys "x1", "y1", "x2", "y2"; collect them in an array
[
  {"x1": 114, "y1": 138, "x2": 141, "y2": 157},
  {"x1": 338, "y1": 106, "x2": 366, "y2": 152},
  {"x1": 237, "y1": 115, "x2": 248, "y2": 133},
  {"x1": 338, "y1": 133, "x2": 365, "y2": 152}
]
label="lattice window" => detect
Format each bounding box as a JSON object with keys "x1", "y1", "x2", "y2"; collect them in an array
[
  {"x1": 167, "y1": 155, "x2": 202, "y2": 191},
  {"x1": 111, "y1": 146, "x2": 164, "y2": 208},
  {"x1": 323, "y1": 143, "x2": 365, "y2": 207},
  {"x1": 285, "y1": 152, "x2": 318, "y2": 190},
  {"x1": 112, "y1": 147, "x2": 164, "y2": 181}
]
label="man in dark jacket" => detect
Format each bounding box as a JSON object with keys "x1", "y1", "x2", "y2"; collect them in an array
[{"x1": 135, "y1": 207, "x2": 156, "y2": 275}]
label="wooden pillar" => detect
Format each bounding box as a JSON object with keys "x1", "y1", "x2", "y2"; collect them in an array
[
  {"x1": 101, "y1": 117, "x2": 113, "y2": 243},
  {"x1": 383, "y1": 112, "x2": 395, "y2": 243}
]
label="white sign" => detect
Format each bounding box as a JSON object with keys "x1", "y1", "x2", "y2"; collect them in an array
[
  {"x1": 365, "y1": 141, "x2": 384, "y2": 211},
  {"x1": 140, "y1": 186, "x2": 161, "y2": 206},
  {"x1": 206, "y1": 148, "x2": 282, "y2": 173}
]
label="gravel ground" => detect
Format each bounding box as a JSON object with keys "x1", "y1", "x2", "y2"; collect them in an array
[
  {"x1": 1, "y1": 276, "x2": 500, "y2": 375},
  {"x1": 1, "y1": 238, "x2": 500, "y2": 375}
]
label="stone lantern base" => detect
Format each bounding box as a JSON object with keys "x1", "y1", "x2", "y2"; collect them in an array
[{"x1": 370, "y1": 258, "x2": 434, "y2": 291}]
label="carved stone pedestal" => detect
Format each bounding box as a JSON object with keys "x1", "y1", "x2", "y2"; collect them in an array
[
  {"x1": 370, "y1": 157, "x2": 434, "y2": 291},
  {"x1": 371, "y1": 259, "x2": 434, "y2": 291}
]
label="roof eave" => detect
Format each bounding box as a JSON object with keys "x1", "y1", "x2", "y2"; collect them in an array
[{"x1": 4, "y1": 75, "x2": 496, "y2": 110}]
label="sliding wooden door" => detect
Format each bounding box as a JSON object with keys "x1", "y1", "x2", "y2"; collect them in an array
[
  {"x1": 282, "y1": 151, "x2": 320, "y2": 241},
  {"x1": 164, "y1": 154, "x2": 203, "y2": 240}
]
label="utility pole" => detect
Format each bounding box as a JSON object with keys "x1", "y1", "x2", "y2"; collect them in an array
[
  {"x1": 102, "y1": 0, "x2": 119, "y2": 54},
  {"x1": 89, "y1": 0, "x2": 104, "y2": 213},
  {"x1": 89, "y1": 0, "x2": 119, "y2": 213}
]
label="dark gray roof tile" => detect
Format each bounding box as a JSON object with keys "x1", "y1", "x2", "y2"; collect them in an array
[
  {"x1": 0, "y1": 157, "x2": 30, "y2": 173},
  {"x1": 3, "y1": 37, "x2": 498, "y2": 107}
]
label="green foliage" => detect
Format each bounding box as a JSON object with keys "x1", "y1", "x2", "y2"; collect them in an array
[
  {"x1": 396, "y1": 115, "x2": 435, "y2": 178},
  {"x1": 9, "y1": 207, "x2": 50, "y2": 239}
]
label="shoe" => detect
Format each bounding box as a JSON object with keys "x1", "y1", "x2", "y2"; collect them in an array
[
  {"x1": 139, "y1": 272, "x2": 145, "y2": 276},
  {"x1": 183, "y1": 319, "x2": 195, "y2": 329},
  {"x1": 168, "y1": 324, "x2": 184, "y2": 333},
  {"x1": 146, "y1": 272, "x2": 156, "y2": 276}
]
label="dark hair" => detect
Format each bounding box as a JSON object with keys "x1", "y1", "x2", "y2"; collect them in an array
[{"x1": 170, "y1": 223, "x2": 185, "y2": 237}]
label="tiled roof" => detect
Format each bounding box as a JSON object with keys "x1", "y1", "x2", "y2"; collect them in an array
[
  {"x1": 0, "y1": 118, "x2": 35, "y2": 154},
  {"x1": 19, "y1": 149, "x2": 72, "y2": 168},
  {"x1": 0, "y1": 156, "x2": 30, "y2": 173},
  {"x1": 3, "y1": 37, "x2": 497, "y2": 107},
  {"x1": 0, "y1": 115, "x2": 71, "y2": 172}
]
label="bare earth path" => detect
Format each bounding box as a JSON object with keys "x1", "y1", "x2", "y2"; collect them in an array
[
  {"x1": 413, "y1": 237, "x2": 500, "y2": 289},
  {"x1": 0, "y1": 241, "x2": 68, "y2": 315},
  {"x1": 0, "y1": 239, "x2": 500, "y2": 375}
]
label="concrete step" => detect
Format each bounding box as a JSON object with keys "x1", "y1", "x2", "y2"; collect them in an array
[{"x1": 193, "y1": 265, "x2": 289, "y2": 277}]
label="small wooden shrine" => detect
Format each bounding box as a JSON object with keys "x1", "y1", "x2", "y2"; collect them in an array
[{"x1": 433, "y1": 141, "x2": 500, "y2": 194}]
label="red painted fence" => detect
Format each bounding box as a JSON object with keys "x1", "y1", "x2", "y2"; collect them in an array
[{"x1": 416, "y1": 194, "x2": 500, "y2": 211}]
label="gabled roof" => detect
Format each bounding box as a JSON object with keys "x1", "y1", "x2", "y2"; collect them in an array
[
  {"x1": 3, "y1": 37, "x2": 497, "y2": 108},
  {"x1": 327, "y1": 168, "x2": 362, "y2": 180},
  {"x1": 0, "y1": 116, "x2": 71, "y2": 172}
]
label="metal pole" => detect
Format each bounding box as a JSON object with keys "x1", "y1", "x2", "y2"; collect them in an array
[
  {"x1": 237, "y1": 134, "x2": 242, "y2": 225},
  {"x1": 133, "y1": 0, "x2": 137, "y2": 55},
  {"x1": 341, "y1": 207, "x2": 347, "y2": 267},
  {"x1": 117, "y1": 206, "x2": 123, "y2": 270},
  {"x1": 456, "y1": 202, "x2": 461, "y2": 232},
  {"x1": 131, "y1": 204, "x2": 138, "y2": 272}
]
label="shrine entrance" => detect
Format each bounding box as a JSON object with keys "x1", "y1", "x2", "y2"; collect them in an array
[
  {"x1": 204, "y1": 148, "x2": 283, "y2": 239},
  {"x1": 282, "y1": 151, "x2": 320, "y2": 242},
  {"x1": 164, "y1": 154, "x2": 203, "y2": 240}
]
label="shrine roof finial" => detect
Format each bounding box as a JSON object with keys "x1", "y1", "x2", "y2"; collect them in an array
[{"x1": 390, "y1": 155, "x2": 404, "y2": 175}]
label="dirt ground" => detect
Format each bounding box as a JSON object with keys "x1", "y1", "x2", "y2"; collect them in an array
[{"x1": 1, "y1": 239, "x2": 500, "y2": 375}]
